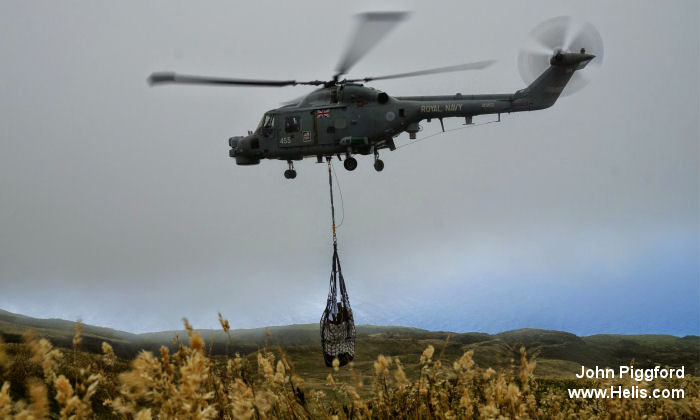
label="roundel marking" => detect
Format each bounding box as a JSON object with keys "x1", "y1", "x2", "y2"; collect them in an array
[{"x1": 385, "y1": 111, "x2": 396, "y2": 121}]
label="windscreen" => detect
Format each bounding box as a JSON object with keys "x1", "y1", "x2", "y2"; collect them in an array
[{"x1": 255, "y1": 114, "x2": 275, "y2": 133}]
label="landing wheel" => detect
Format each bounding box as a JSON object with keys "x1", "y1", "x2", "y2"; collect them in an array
[
  {"x1": 343, "y1": 157, "x2": 358, "y2": 171},
  {"x1": 373, "y1": 159, "x2": 384, "y2": 172},
  {"x1": 284, "y1": 160, "x2": 297, "y2": 179}
]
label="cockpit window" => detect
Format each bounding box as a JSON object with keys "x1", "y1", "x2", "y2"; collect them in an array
[
  {"x1": 255, "y1": 114, "x2": 276, "y2": 133},
  {"x1": 285, "y1": 116, "x2": 300, "y2": 133}
]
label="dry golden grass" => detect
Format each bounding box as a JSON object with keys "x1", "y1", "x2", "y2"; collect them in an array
[{"x1": 0, "y1": 316, "x2": 697, "y2": 419}]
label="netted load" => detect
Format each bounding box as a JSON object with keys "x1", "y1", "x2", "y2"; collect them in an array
[{"x1": 320, "y1": 244, "x2": 355, "y2": 367}]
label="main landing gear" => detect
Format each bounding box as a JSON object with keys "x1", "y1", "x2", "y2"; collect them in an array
[
  {"x1": 373, "y1": 151, "x2": 384, "y2": 172},
  {"x1": 343, "y1": 156, "x2": 358, "y2": 171},
  {"x1": 284, "y1": 160, "x2": 297, "y2": 179},
  {"x1": 284, "y1": 152, "x2": 385, "y2": 178},
  {"x1": 341, "y1": 152, "x2": 384, "y2": 172}
]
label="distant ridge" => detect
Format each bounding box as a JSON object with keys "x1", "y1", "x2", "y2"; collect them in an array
[{"x1": 1, "y1": 308, "x2": 698, "y2": 377}]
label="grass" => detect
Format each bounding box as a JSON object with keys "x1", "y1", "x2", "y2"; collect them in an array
[{"x1": 1, "y1": 316, "x2": 698, "y2": 419}]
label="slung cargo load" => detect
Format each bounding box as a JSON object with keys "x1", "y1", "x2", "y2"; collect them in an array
[{"x1": 320, "y1": 244, "x2": 355, "y2": 367}]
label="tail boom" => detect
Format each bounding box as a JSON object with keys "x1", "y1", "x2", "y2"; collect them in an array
[{"x1": 396, "y1": 51, "x2": 595, "y2": 122}]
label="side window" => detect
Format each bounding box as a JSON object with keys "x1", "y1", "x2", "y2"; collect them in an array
[{"x1": 285, "y1": 116, "x2": 300, "y2": 133}]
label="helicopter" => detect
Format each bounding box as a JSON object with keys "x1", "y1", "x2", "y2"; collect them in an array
[{"x1": 149, "y1": 14, "x2": 603, "y2": 179}]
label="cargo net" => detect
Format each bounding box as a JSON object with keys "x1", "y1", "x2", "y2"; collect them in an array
[{"x1": 320, "y1": 244, "x2": 355, "y2": 367}]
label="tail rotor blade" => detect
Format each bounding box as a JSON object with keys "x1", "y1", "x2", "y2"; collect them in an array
[
  {"x1": 517, "y1": 51, "x2": 551, "y2": 85},
  {"x1": 561, "y1": 20, "x2": 603, "y2": 96},
  {"x1": 566, "y1": 21, "x2": 604, "y2": 68},
  {"x1": 561, "y1": 72, "x2": 589, "y2": 96},
  {"x1": 531, "y1": 16, "x2": 571, "y2": 52},
  {"x1": 518, "y1": 16, "x2": 604, "y2": 95}
]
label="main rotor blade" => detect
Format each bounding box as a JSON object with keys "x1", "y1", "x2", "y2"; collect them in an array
[
  {"x1": 148, "y1": 72, "x2": 325, "y2": 87},
  {"x1": 334, "y1": 11, "x2": 410, "y2": 78},
  {"x1": 349, "y1": 60, "x2": 497, "y2": 83}
]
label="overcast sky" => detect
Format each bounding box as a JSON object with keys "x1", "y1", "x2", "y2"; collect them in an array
[{"x1": 1, "y1": 0, "x2": 697, "y2": 335}]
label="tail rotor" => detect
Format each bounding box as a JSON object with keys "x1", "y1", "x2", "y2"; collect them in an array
[{"x1": 518, "y1": 16, "x2": 604, "y2": 96}]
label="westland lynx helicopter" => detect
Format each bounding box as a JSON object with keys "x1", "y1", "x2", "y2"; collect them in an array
[{"x1": 149, "y1": 14, "x2": 602, "y2": 179}]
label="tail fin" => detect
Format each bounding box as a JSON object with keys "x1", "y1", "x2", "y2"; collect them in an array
[{"x1": 516, "y1": 51, "x2": 595, "y2": 109}]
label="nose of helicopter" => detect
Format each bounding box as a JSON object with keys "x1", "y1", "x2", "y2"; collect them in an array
[
  {"x1": 228, "y1": 135, "x2": 262, "y2": 165},
  {"x1": 228, "y1": 136, "x2": 243, "y2": 157},
  {"x1": 228, "y1": 135, "x2": 244, "y2": 150},
  {"x1": 228, "y1": 135, "x2": 260, "y2": 152}
]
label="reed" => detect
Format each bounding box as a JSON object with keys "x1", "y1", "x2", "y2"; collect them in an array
[{"x1": 0, "y1": 317, "x2": 697, "y2": 419}]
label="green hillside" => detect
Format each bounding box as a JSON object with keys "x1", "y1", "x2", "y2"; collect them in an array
[{"x1": 1, "y1": 308, "x2": 698, "y2": 378}]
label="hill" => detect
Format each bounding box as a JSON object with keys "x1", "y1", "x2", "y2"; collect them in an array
[{"x1": 1, "y1": 308, "x2": 698, "y2": 378}]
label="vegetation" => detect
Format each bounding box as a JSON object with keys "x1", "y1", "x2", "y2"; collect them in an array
[{"x1": 0, "y1": 315, "x2": 698, "y2": 419}]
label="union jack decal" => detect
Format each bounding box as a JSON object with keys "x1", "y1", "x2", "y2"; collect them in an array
[{"x1": 316, "y1": 109, "x2": 330, "y2": 118}]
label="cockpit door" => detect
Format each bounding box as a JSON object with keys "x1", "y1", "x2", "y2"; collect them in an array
[
  {"x1": 257, "y1": 113, "x2": 277, "y2": 139},
  {"x1": 279, "y1": 114, "x2": 308, "y2": 148}
]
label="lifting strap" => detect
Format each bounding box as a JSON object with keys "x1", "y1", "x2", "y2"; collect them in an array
[
  {"x1": 327, "y1": 159, "x2": 343, "y2": 305},
  {"x1": 325, "y1": 159, "x2": 351, "y2": 317},
  {"x1": 321, "y1": 159, "x2": 355, "y2": 367},
  {"x1": 328, "y1": 159, "x2": 337, "y2": 247}
]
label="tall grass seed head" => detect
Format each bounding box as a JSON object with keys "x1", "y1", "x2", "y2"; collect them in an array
[
  {"x1": 420, "y1": 345, "x2": 435, "y2": 364},
  {"x1": 102, "y1": 342, "x2": 116, "y2": 366},
  {"x1": 72, "y1": 321, "x2": 83, "y2": 349},
  {"x1": 218, "y1": 313, "x2": 230, "y2": 333},
  {"x1": 374, "y1": 354, "x2": 392, "y2": 376}
]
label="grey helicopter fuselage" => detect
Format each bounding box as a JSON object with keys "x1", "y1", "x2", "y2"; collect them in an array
[{"x1": 228, "y1": 50, "x2": 594, "y2": 169}]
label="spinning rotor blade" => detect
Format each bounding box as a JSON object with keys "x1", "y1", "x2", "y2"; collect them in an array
[
  {"x1": 347, "y1": 59, "x2": 497, "y2": 83},
  {"x1": 565, "y1": 21, "x2": 604, "y2": 66},
  {"x1": 148, "y1": 72, "x2": 325, "y2": 87},
  {"x1": 518, "y1": 16, "x2": 603, "y2": 96},
  {"x1": 517, "y1": 51, "x2": 551, "y2": 88},
  {"x1": 334, "y1": 11, "x2": 410, "y2": 79},
  {"x1": 560, "y1": 21, "x2": 604, "y2": 95},
  {"x1": 531, "y1": 16, "x2": 571, "y2": 53}
]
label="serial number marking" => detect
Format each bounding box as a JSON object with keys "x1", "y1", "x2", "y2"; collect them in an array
[
  {"x1": 280, "y1": 137, "x2": 292, "y2": 144},
  {"x1": 420, "y1": 104, "x2": 463, "y2": 112}
]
